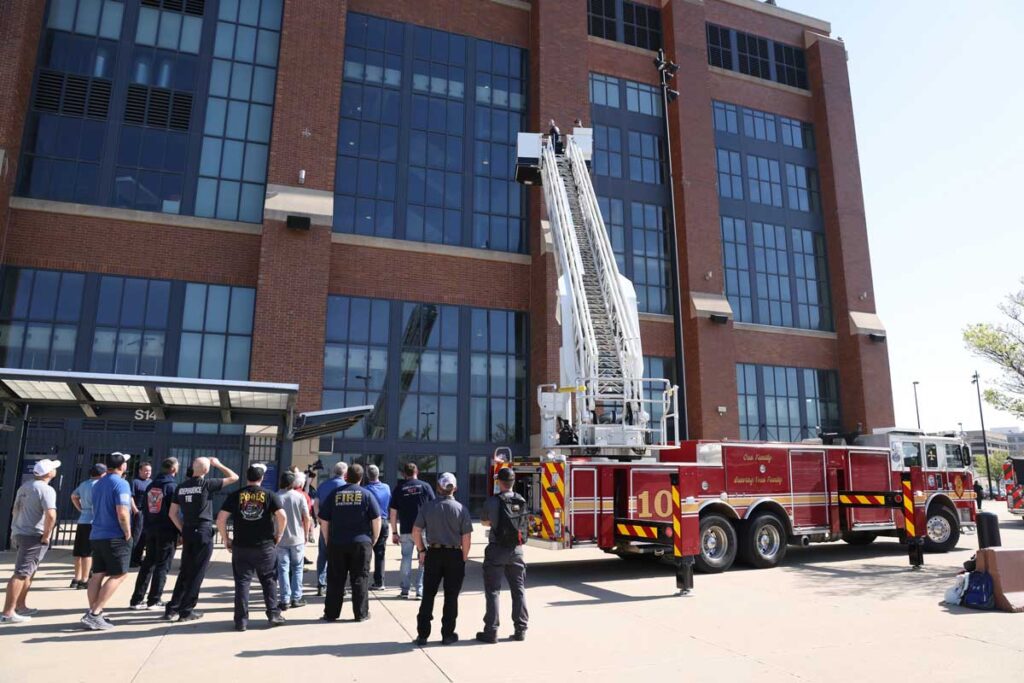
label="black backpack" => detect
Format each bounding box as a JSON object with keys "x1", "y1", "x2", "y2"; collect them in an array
[{"x1": 494, "y1": 492, "x2": 528, "y2": 548}]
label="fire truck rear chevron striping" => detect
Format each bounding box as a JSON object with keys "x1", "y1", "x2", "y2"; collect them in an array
[{"x1": 495, "y1": 438, "x2": 973, "y2": 579}]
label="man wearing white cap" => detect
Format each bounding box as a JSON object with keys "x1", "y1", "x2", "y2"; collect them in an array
[
  {"x1": 82, "y1": 451, "x2": 134, "y2": 630},
  {"x1": 412, "y1": 472, "x2": 473, "y2": 646},
  {"x1": 0, "y1": 458, "x2": 60, "y2": 624}
]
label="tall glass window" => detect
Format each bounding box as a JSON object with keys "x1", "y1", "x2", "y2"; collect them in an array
[
  {"x1": 588, "y1": 0, "x2": 661, "y2": 50},
  {"x1": 177, "y1": 283, "x2": 254, "y2": 379},
  {"x1": 706, "y1": 24, "x2": 808, "y2": 91},
  {"x1": 469, "y1": 309, "x2": 526, "y2": 444},
  {"x1": 323, "y1": 295, "x2": 390, "y2": 440},
  {"x1": 91, "y1": 276, "x2": 171, "y2": 374},
  {"x1": 0, "y1": 269, "x2": 84, "y2": 370},
  {"x1": 334, "y1": 14, "x2": 528, "y2": 254},
  {"x1": 196, "y1": 0, "x2": 283, "y2": 222},
  {"x1": 714, "y1": 100, "x2": 831, "y2": 331},
  {"x1": 736, "y1": 363, "x2": 840, "y2": 441},
  {"x1": 397, "y1": 303, "x2": 459, "y2": 442},
  {"x1": 20, "y1": 0, "x2": 283, "y2": 223},
  {"x1": 590, "y1": 72, "x2": 673, "y2": 316}
]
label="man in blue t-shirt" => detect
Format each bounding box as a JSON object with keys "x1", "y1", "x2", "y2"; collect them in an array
[
  {"x1": 314, "y1": 461, "x2": 347, "y2": 595},
  {"x1": 318, "y1": 464, "x2": 380, "y2": 622},
  {"x1": 389, "y1": 463, "x2": 435, "y2": 598},
  {"x1": 83, "y1": 452, "x2": 133, "y2": 631}
]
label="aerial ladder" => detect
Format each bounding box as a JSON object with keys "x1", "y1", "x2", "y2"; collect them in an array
[{"x1": 515, "y1": 129, "x2": 679, "y2": 454}]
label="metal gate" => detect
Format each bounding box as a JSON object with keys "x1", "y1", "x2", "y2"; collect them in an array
[{"x1": 23, "y1": 419, "x2": 256, "y2": 547}]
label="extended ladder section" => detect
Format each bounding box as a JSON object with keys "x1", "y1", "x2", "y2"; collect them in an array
[{"x1": 516, "y1": 131, "x2": 678, "y2": 451}]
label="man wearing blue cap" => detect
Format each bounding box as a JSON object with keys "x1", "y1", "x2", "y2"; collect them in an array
[{"x1": 413, "y1": 472, "x2": 473, "y2": 646}]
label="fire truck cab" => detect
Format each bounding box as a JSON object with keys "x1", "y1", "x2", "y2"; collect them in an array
[{"x1": 856, "y1": 428, "x2": 977, "y2": 546}]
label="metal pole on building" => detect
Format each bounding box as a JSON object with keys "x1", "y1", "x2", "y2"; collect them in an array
[
  {"x1": 654, "y1": 47, "x2": 688, "y2": 439},
  {"x1": 912, "y1": 380, "x2": 921, "y2": 429},
  {"x1": 972, "y1": 371, "x2": 994, "y2": 498}
]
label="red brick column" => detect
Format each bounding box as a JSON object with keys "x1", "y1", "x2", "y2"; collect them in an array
[
  {"x1": 527, "y1": 0, "x2": 591, "y2": 446},
  {"x1": 250, "y1": 0, "x2": 349, "y2": 410},
  {"x1": 807, "y1": 35, "x2": 894, "y2": 432},
  {"x1": 0, "y1": 1, "x2": 45, "y2": 258},
  {"x1": 663, "y1": 0, "x2": 739, "y2": 439}
]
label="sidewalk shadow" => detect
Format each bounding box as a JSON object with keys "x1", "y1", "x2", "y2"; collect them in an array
[
  {"x1": 23, "y1": 619, "x2": 225, "y2": 643},
  {"x1": 238, "y1": 641, "x2": 416, "y2": 658}
]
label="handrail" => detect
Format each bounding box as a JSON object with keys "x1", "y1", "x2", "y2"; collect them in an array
[
  {"x1": 539, "y1": 138, "x2": 599, "y2": 390},
  {"x1": 566, "y1": 138, "x2": 644, "y2": 414}
]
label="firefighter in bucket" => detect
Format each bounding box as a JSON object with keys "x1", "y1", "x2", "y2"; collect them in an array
[{"x1": 477, "y1": 466, "x2": 529, "y2": 643}]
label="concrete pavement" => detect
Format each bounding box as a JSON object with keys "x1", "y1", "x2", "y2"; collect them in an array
[{"x1": 0, "y1": 507, "x2": 1020, "y2": 682}]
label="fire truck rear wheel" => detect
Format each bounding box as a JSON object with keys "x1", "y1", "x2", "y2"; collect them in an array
[
  {"x1": 923, "y1": 506, "x2": 960, "y2": 553},
  {"x1": 740, "y1": 513, "x2": 788, "y2": 569},
  {"x1": 695, "y1": 514, "x2": 737, "y2": 573}
]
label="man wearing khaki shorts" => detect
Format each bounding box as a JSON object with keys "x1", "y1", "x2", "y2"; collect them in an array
[{"x1": 1, "y1": 458, "x2": 60, "y2": 624}]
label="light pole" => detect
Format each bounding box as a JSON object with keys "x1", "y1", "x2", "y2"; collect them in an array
[
  {"x1": 972, "y1": 371, "x2": 994, "y2": 497},
  {"x1": 653, "y1": 48, "x2": 688, "y2": 439},
  {"x1": 912, "y1": 380, "x2": 921, "y2": 429},
  {"x1": 421, "y1": 410, "x2": 435, "y2": 440}
]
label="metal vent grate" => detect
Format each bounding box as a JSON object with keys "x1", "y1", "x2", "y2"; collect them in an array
[
  {"x1": 169, "y1": 92, "x2": 192, "y2": 130},
  {"x1": 124, "y1": 84, "x2": 148, "y2": 124},
  {"x1": 34, "y1": 71, "x2": 64, "y2": 112},
  {"x1": 142, "y1": 0, "x2": 205, "y2": 15},
  {"x1": 87, "y1": 79, "x2": 112, "y2": 119},
  {"x1": 62, "y1": 75, "x2": 89, "y2": 116},
  {"x1": 146, "y1": 88, "x2": 171, "y2": 127}
]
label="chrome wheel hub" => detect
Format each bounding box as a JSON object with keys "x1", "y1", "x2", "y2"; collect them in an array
[
  {"x1": 927, "y1": 514, "x2": 951, "y2": 544},
  {"x1": 702, "y1": 527, "x2": 727, "y2": 560}
]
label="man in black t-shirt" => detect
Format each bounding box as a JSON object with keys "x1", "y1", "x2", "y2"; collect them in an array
[
  {"x1": 163, "y1": 456, "x2": 238, "y2": 622},
  {"x1": 130, "y1": 457, "x2": 181, "y2": 610},
  {"x1": 217, "y1": 464, "x2": 286, "y2": 631}
]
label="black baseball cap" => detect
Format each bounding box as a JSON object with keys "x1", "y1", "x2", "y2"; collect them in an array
[
  {"x1": 89, "y1": 463, "x2": 107, "y2": 477},
  {"x1": 495, "y1": 467, "x2": 515, "y2": 482}
]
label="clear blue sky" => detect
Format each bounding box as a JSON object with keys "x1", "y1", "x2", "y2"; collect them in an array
[{"x1": 778, "y1": 0, "x2": 1024, "y2": 433}]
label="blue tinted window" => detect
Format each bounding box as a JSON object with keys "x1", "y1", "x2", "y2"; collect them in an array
[{"x1": 178, "y1": 283, "x2": 254, "y2": 380}]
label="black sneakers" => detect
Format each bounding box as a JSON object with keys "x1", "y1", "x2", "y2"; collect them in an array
[
  {"x1": 511, "y1": 630, "x2": 526, "y2": 641},
  {"x1": 441, "y1": 633, "x2": 459, "y2": 646},
  {"x1": 178, "y1": 611, "x2": 203, "y2": 622},
  {"x1": 475, "y1": 631, "x2": 498, "y2": 644},
  {"x1": 269, "y1": 614, "x2": 286, "y2": 627}
]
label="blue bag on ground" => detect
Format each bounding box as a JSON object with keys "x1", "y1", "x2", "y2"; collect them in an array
[{"x1": 962, "y1": 571, "x2": 995, "y2": 610}]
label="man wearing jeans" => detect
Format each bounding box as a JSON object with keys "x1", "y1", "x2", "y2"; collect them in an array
[
  {"x1": 389, "y1": 463, "x2": 434, "y2": 599},
  {"x1": 364, "y1": 465, "x2": 391, "y2": 590},
  {"x1": 277, "y1": 471, "x2": 310, "y2": 610},
  {"x1": 314, "y1": 462, "x2": 347, "y2": 596},
  {"x1": 0, "y1": 459, "x2": 59, "y2": 625}
]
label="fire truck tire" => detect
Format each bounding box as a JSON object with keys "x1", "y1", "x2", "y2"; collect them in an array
[
  {"x1": 739, "y1": 513, "x2": 788, "y2": 569},
  {"x1": 923, "y1": 506, "x2": 960, "y2": 553},
  {"x1": 695, "y1": 514, "x2": 737, "y2": 573},
  {"x1": 841, "y1": 531, "x2": 877, "y2": 546}
]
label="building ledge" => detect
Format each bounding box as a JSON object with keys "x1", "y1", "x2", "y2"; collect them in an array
[
  {"x1": 639, "y1": 312, "x2": 674, "y2": 324},
  {"x1": 712, "y1": 0, "x2": 831, "y2": 35},
  {"x1": 489, "y1": 0, "x2": 530, "y2": 11},
  {"x1": 733, "y1": 321, "x2": 837, "y2": 340},
  {"x1": 708, "y1": 65, "x2": 812, "y2": 98},
  {"x1": 587, "y1": 35, "x2": 658, "y2": 58},
  {"x1": 8, "y1": 197, "x2": 262, "y2": 235},
  {"x1": 331, "y1": 232, "x2": 532, "y2": 265}
]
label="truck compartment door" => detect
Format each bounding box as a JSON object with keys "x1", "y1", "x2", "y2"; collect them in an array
[
  {"x1": 790, "y1": 450, "x2": 828, "y2": 528},
  {"x1": 569, "y1": 467, "x2": 598, "y2": 543}
]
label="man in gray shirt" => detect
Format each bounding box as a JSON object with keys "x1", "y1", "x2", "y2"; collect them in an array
[
  {"x1": 412, "y1": 473, "x2": 472, "y2": 646},
  {"x1": 1, "y1": 458, "x2": 60, "y2": 624},
  {"x1": 277, "y1": 471, "x2": 311, "y2": 610}
]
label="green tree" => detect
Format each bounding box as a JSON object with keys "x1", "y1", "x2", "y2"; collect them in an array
[{"x1": 964, "y1": 279, "x2": 1024, "y2": 418}]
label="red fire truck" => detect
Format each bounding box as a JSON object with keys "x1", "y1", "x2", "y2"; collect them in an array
[
  {"x1": 1004, "y1": 457, "x2": 1024, "y2": 519},
  {"x1": 497, "y1": 438, "x2": 964, "y2": 579}
]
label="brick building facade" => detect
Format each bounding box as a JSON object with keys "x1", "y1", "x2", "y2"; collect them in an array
[{"x1": 0, "y1": 0, "x2": 892, "y2": 511}]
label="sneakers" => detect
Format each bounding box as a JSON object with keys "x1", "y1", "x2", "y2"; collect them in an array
[
  {"x1": 355, "y1": 613, "x2": 371, "y2": 622},
  {"x1": 441, "y1": 633, "x2": 459, "y2": 646},
  {"x1": 161, "y1": 612, "x2": 180, "y2": 622},
  {"x1": 147, "y1": 601, "x2": 166, "y2": 611},
  {"x1": 290, "y1": 599, "x2": 307, "y2": 609},
  {"x1": 316, "y1": 584, "x2": 325, "y2": 597},
  {"x1": 414, "y1": 592, "x2": 422, "y2": 600},
  {"x1": 414, "y1": 636, "x2": 428, "y2": 646},
  {"x1": 475, "y1": 631, "x2": 498, "y2": 644},
  {"x1": 319, "y1": 615, "x2": 338, "y2": 622},
  {"x1": 130, "y1": 603, "x2": 148, "y2": 611},
  {"x1": 80, "y1": 612, "x2": 112, "y2": 631},
  {"x1": 511, "y1": 630, "x2": 526, "y2": 642},
  {"x1": 69, "y1": 580, "x2": 80, "y2": 589},
  {"x1": 235, "y1": 623, "x2": 247, "y2": 632},
  {"x1": 370, "y1": 583, "x2": 385, "y2": 590},
  {"x1": 178, "y1": 611, "x2": 203, "y2": 623},
  {"x1": 398, "y1": 591, "x2": 409, "y2": 599},
  {"x1": 0, "y1": 613, "x2": 30, "y2": 624},
  {"x1": 15, "y1": 608, "x2": 38, "y2": 617},
  {"x1": 269, "y1": 613, "x2": 286, "y2": 627},
  {"x1": 75, "y1": 581, "x2": 88, "y2": 590}
]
